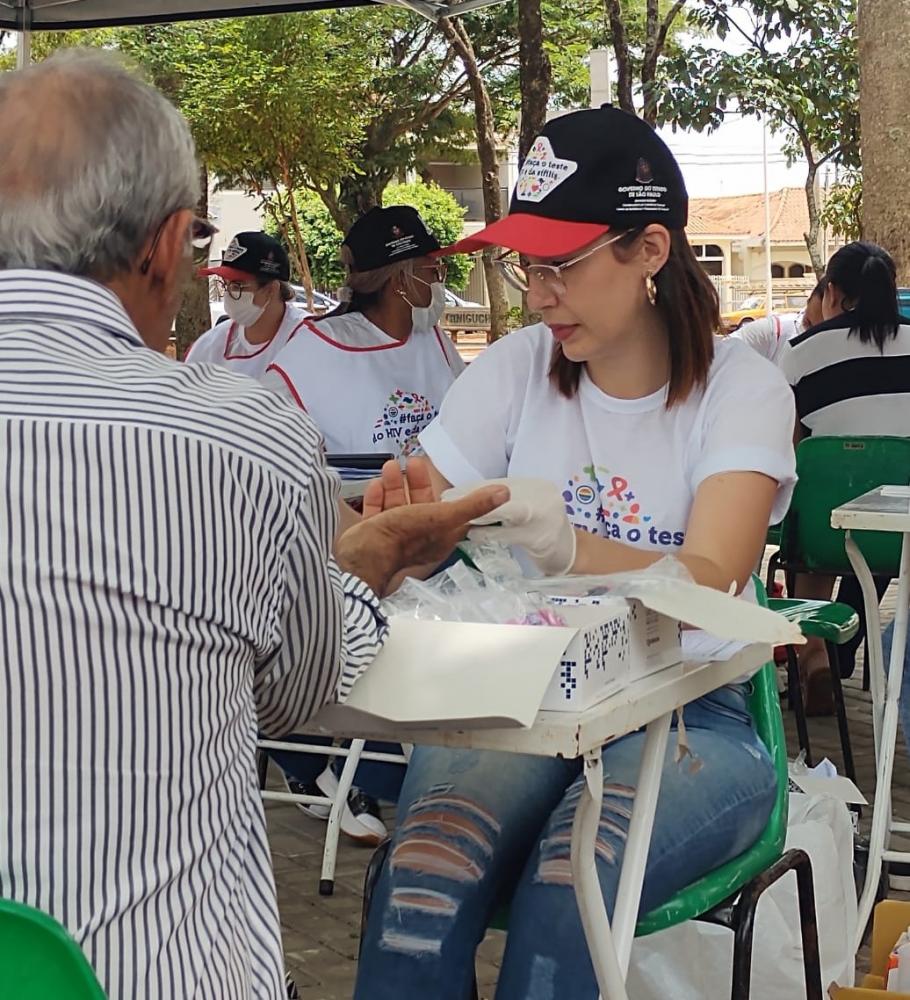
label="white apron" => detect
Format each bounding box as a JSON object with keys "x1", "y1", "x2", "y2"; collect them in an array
[
  {"x1": 185, "y1": 303, "x2": 310, "y2": 378},
  {"x1": 266, "y1": 311, "x2": 463, "y2": 457}
]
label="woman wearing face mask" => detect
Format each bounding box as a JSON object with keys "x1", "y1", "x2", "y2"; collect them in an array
[
  {"x1": 263, "y1": 205, "x2": 464, "y2": 457},
  {"x1": 187, "y1": 231, "x2": 308, "y2": 376},
  {"x1": 261, "y1": 206, "x2": 465, "y2": 846},
  {"x1": 356, "y1": 107, "x2": 797, "y2": 1000}
]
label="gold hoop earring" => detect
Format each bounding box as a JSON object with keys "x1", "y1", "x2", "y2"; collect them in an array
[{"x1": 645, "y1": 272, "x2": 658, "y2": 307}]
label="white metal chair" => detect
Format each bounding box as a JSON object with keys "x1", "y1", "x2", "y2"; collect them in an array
[{"x1": 257, "y1": 736, "x2": 409, "y2": 895}]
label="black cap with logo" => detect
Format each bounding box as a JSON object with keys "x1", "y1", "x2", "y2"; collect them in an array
[
  {"x1": 199, "y1": 231, "x2": 291, "y2": 283},
  {"x1": 438, "y1": 106, "x2": 688, "y2": 258},
  {"x1": 343, "y1": 206, "x2": 441, "y2": 272}
]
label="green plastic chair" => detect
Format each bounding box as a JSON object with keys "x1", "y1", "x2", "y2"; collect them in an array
[
  {"x1": 767, "y1": 435, "x2": 910, "y2": 776},
  {"x1": 0, "y1": 898, "x2": 106, "y2": 999},
  {"x1": 361, "y1": 579, "x2": 822, "y2": 999},
  {"x1": 773, "y1": 436, "x2": 910, "y2": 578},
  {"x1": 767, "y1": 597, "x2": 860, "y2": 779}
]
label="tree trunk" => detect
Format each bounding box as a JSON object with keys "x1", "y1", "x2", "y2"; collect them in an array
[
  {"x1": 518, "y1": 0, "x2": 551, "y2": 163},
  {"x1": 603, "y1": 0, "x2": 634, "y2": 115},
  {"x1": 518, "y1": 0, "x2": 550, "y2": 325},
  {"x1": 802, "y1": 160, "x2": 826, "y2": 278},
  {"x1": 174, "y1": 163, "x2": 211, "y2": 361},
  {"x1": 640, "y1": 0, "x2": 686, "y2": 125},
  {"x1": 337, "y1": 169, "x2": 388, "y2": 229},
  {"x1": 859, "y1": 0, "x2": 910, "y2": 284},
  {"x1": 439, "y1": 16, "x2": 510, "y2": 341}
]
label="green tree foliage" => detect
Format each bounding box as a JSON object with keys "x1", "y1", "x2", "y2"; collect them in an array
[
  {"x1": 119, "y1": 16, "x2": 368, "y2": 299},
  {"x1": 266, "y1": 181, "x2": 471, "y2": 292},
  {"x1": 659, "y1": 0, "x2": 858, "y2": 274},
  {"x1": 821, "y1": 170, "x2": 863, "y2": 242}
]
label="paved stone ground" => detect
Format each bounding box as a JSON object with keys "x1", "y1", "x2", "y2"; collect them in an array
[{"x1": 268, "y1": 571, "x2": 906, "y2": 999}]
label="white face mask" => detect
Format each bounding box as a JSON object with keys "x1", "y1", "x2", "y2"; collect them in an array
[
  {"x1": 224, "y1": 290, "x2": 266, "y2": 328},
  {"x1": 403, "y1": 280, "x2": 446, "y2": 330}
]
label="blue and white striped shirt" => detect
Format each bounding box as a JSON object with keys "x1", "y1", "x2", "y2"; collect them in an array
[{"x1": 0, "y1": 270, "x2": 388, "y2": 998}]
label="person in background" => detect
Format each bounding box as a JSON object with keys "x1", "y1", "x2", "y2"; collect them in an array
[
  {"x1": 261, "y1": 206, "x2": 466, "y2": 845},
  {"x1": 731, "y1": 275, "x2": 827, "y2": 365},
  {"x1": 264, "y1": 205, "x2": 464, "y2": 465},
  {"x1": 0, "y1": 49, "x2": 508, "y2": 1000},
  {"x1": 186, "y1": 231, "x2": 308, "y2": 376},
  {"x1": 883, "y1": 619, "x2": 910, "y2": 761},
  {"x1": 783, "y1": 241, "x2": 910, "y2": 712}
]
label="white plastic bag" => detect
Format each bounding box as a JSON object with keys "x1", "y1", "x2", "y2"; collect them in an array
[{"x1": 626, "y1": 793, "x2": 857, "y2": 999}]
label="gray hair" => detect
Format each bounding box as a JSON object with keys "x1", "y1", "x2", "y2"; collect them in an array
[{"x1": 0, "y1": 48, "x2": 199, "y2": 280}]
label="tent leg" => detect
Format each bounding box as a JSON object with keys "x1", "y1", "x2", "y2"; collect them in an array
[{"x1": 16, "y1": 30, "x2": 31, "y2": 69}]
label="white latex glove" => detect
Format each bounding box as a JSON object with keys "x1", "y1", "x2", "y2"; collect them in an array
[{"x1": 442, "y1": 477, "x2": 577, "y2": 576}]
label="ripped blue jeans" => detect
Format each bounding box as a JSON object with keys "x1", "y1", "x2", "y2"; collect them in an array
[{"x1": 355, "y1": 684, "x2": 776, "y2": 1000}]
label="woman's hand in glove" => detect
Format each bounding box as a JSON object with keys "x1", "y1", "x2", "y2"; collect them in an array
[{"x1": 442, "y1": 477, "x2": 577, "y2": 576}]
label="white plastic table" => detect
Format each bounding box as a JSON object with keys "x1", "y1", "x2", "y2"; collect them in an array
[
  {"x1": 830, "y1": 486, "x2": 910, "y2": 949},
  {"x1": 311, "y1": 643, "x2": 770, "y2": 1000}
]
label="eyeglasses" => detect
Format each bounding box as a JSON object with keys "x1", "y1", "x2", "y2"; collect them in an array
[
  {"x1": 191, "y1": 217, "x2": 218, "y2": 251},
  {"x1": 495, "y1": 231, "x2": 628, "y2": 295},
  {"x1": 214, "y1": 277, "x2": 259, "y2": 301},
  {"x1": 140, "y1": 214, "x2": 218, "y2": 276},
  {"x1": 413, "y1": 261, "x2": 447, "y2": 284}
]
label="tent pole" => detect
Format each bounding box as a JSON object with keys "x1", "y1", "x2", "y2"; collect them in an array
[
  {"x1": 15, "y1": 0, "x2": 31, "y2": 68},
  {"x1": 16, "y1": 30, "x2": 32, "y2": 68}
]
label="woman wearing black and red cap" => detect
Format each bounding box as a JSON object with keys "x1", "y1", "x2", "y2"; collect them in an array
[
  {"x1": 187, "y1": 231, "x2": 308, "y2": 377},
  {"x1": 261, "y1": 207, "x2": 465, "y2": 847},
  {"x1": 356, "y1": 108, "x2": 796, "y2": 999},
  {"x1": 263, "y1": 205, "x2": 463, "y2": 464}
]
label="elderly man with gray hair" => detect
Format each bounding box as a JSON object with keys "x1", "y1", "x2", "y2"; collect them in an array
[{"x1": 0, "y1": 49, "x2": 506, "y2": 999}]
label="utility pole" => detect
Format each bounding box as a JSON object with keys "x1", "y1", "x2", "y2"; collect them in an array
[{"x1": 762, "y1": 117, "x2": 773, "y2": 316}]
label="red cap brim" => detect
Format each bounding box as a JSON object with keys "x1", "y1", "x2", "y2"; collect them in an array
[
  {"x1": 434, "y1": 214, "x2": 611, "y2": 258},
  {"x1": 196, "y1": 264, "x2": 255, "y2": 281}
]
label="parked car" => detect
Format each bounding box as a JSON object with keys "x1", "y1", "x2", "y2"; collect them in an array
[
  {"x1": 444, "y1": 288, "x2": 485, "y2": 309},
  {"x1": 290, "y1": 285, "x2": 339, "y2": 315},
  {"x1": 722, "y1": 292, "x2": 809, "y2": 331}
]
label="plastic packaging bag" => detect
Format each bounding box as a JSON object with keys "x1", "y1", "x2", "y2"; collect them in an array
[
  {"x1": 626, "y1": 793, "x2": 857, "y2": 999},
  {"x1": 382, "y1": 560, "x2": 566, "y2": 627}
]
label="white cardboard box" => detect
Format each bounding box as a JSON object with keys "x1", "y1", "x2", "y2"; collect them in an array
[
  {"x1": 543, "y1": 597, "x2": 681, "y2": 711},
  {"x1": 313, "y1": 578, "x2": 805, "y2": 732}
]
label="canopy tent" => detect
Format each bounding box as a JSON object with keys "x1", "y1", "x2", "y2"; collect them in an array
[{"x1": 0, "y1": 0, "x2": 497, "y2": 31}]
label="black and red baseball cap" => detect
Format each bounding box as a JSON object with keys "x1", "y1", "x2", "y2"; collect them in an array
[
  {"x1": 199, "y1": 231, "x2": 290, "y2": 283},
  {"x1": 437, "y1": 106, "x2": 688, "y2": 258}
]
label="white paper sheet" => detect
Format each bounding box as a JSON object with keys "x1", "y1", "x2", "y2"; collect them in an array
[{"x1": 322, "y1": 617, "x2": 580, "y2": 729}]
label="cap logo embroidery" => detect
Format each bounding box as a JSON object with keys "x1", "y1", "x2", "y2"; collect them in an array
[
  {"x1": 515, "y1": 136, "x2": 578, "y2": 203},
  {"x1": 635, "y1": 158, "x2": 653, "y2": 184},
  {"x1": 222, "y1": 237, "x2": 247, "y2": 263}
]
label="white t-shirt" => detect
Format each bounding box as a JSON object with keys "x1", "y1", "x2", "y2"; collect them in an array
[
  {"x1": 781, "y1": 315, "x2": 910, "y2": 436},
  {"x1": 421, "y1": 323, "x2": 796, "y2": 554},
  {"x1": 185, "y1": 302, "x2": 311, "y2": 378},
  {"x1": 263, "y1": 311, "x2": 465, "y2": 459},
  {"x1": 731, "y1": 312, "x2": 804, "y2": 366}
]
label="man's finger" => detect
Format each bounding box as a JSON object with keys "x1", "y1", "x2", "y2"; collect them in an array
[
  {"x1": 442, "y1": 484, "x2": 510, "y2": 525},
  {"x1": 405, "y1": 456, "x2": 436, "y2": 504},
  {"x1": 360, "y1": 478, "x2": 384, "y2": 519},
  {"x1": 379, "y1": 459, "x2": 409, "y2": 509}
]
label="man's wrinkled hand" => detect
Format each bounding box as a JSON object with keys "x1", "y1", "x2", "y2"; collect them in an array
[{"x1": 335, "y1": 482, "x2": 510, "y2": 596}]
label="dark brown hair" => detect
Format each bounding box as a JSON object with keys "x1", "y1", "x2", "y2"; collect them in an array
[{"x1": 549, "y1": 228, "x2": 720, "y2": 407}]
